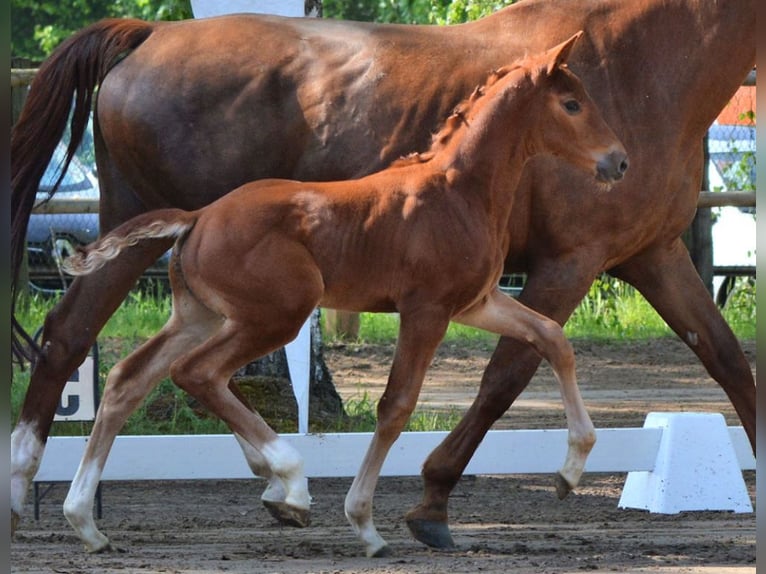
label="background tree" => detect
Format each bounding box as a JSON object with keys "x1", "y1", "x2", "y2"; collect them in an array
[
  {"x1": 322, "y1": 0, "x2": 513, "y2": 24},
  {"x1": 12, "y1": 0, "x2": 516, "y2": 61},
  {"x1": 11, "y1": 0, "x2": 192, "y2": 62}
]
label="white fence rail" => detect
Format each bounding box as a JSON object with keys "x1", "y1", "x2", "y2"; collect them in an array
[
  {"x1": 35, "y1": 425, "x2": 754, "y2": 482},
  {"x1": 38, "y1": 342, "x2": 755, "y2": 514},
  {"x1": 37, "y1": 417, "x2": 755, "y2": 515}
]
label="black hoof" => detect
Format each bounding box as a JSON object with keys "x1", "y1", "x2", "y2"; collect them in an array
[
  {"x1": 406, "y1": 518, "x2": 456, "y2": 549},
  {"x1": 92, "y1": 542, "x2": 125, "y2": 554},
  {"x1": 555, "y1": 472, "x2": 573, "y2": 500},
  {"x1": 371, "y1": 544, "x2": 394, "y2": 558},
  {"x1": 262, "y1": 500, "x2": 311, "y2": 527}
]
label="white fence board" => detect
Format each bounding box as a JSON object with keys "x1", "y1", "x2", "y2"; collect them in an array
[{"x1": 34, "y1": 425, "x2": 752, "y2": 483}]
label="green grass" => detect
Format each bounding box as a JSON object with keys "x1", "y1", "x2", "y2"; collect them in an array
[
  {"x1": 11, "y1": 276, "x2": 756, "y2": 434},
  {"x1": 353, "y1": 312, "x2": 497, "y2": 347},
  {"x1": 563, "y1": 276, "x2": 755, "y2": 340}
]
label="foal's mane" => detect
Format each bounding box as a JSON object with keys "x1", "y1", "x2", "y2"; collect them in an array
[{"x1": 392, "y1": 62, "x2": 525, "y2": 168}]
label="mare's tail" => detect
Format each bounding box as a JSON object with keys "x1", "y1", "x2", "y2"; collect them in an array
[
  {"x1": 63, "y1": 209, "x2": 196, "y2": 276},
  {"x1": 11, "y1": 18, "x2": 155, "y2": 363}
]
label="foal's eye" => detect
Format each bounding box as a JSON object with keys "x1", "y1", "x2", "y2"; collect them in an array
[{"x1": 563, "y1": 100, "x2": 581, "y2": 114}]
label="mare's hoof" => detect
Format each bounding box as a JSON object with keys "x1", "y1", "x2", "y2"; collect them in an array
[
  {"x1": 90, "y1": 542, "x2": 123, "y2": 554},
  {"x1": 406, "y1": 518, "x2": 456, "y2": 549},
  {"x1": 371, "y1": 544, "x2": 394, "y2": 558},
  {"x1": 11, "y1": 510, "x2": 19, "y2": 536},
  {"x1": 262, "y1": 500, "x2": 311, "y2": 527},
  {"x1": 555, "y1": 472, "x2": 573, "y2": 500}
]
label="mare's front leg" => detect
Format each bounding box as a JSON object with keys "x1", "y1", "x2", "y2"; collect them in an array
[
  {"x1": 405, "y1": 263, "x2": 594, "y2": 549},
  {"x1": 11, "y1": 238, "x2": 172, "y2": 533},
  {"x1": 345, "y1": 305, "x2": 450, "y2": 557},
  {"x1": 611, "y1": 238, "x2": 756, "y2": 450}
]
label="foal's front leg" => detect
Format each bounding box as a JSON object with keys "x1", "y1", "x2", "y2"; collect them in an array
[
  {"x1": 344, "y1": 306, "x2": 450, "y2": 557},
  {"x1": 454, "y1": 288, "x2": 596, "y2": 496}
]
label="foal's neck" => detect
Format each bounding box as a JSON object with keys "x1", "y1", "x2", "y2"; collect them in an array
[{"x1": 433, "y1": 69, "x2": 538, "y2": 216}]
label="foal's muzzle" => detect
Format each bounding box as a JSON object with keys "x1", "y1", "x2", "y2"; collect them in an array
[{"x1": 596, "y1": 150, "x2": 629, "y2": 183}]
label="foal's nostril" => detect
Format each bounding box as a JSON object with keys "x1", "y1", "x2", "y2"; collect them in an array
[
  {"x1": 619, "y1": 157, "x2": 629, "y2": 175},
  {"x1": 596, "y1": 151, "x2": 629, "y2": 183}
]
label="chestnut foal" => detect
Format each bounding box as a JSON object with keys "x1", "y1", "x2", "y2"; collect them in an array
[{"x1": 62, "y1": 33, "x2": 627, "y2": 557}]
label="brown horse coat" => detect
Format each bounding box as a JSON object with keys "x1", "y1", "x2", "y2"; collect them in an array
[
  {"x1": 10, "y1": 0, "x2": 755, "y2": 550},
  {"x1": 59, "y1": 36, "x2": 626, "y2": 556}
]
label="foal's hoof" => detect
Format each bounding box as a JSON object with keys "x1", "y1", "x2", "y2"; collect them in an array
[
  {"x1": 555, "y1": 472, "x2": 574, "y2": 500},
  {"x1": 406, "y1": 518, "x2": 456, "y2": 549},
  {"x1": 262, "y1": 500, "x2": 311, "y2": 528}
]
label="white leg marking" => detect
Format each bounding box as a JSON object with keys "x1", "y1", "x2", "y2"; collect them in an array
[
  {"x1": 344, "y1": 435, "x2": 390, "y2": 557},
  {"x1": 686, "y1": 331, "x2": 699, "y2": 346},
  {"x1": 259, "y1": 437, "x2": 311, "y2": 510},
  {"x1": 233, "y1": 433, "x2": 288, "y2": 505},
  {"x1": 11, "y1": 422, "x2": 45, "y2": 528},
  {"x1": 63, "y1": 458, "x2": 110, "y2": 552}
]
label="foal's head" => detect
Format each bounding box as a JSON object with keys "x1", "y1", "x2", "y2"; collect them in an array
[
  {"x1": 516, "y1": 31, "x2": 629, "y2": 183},
  {"x1": 394, "y1": 32, "x2": 627, "y2": 184}
]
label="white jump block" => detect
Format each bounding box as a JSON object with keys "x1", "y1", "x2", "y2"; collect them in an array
[{"x1": 618, "y1": 412, "x2": 752, "y2": 514}]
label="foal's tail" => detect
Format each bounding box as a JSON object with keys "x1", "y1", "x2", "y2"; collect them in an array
[
  {"x1": 11, "y1": 18, "x2": 155, "y2": 363},
  {"x1": 63, "y1": 209, "x2": 196, "y2": 276}
]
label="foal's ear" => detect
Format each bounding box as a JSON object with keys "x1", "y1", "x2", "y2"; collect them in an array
[{"x1": 545, "y1": 30, "x2": 584, "y2": 75}]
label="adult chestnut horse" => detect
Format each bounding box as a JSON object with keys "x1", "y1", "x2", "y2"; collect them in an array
[
  {"x1": 60, "y1": 34, "x2": 626, "y2": 556},
  {"x1": 11, "y1": 0, "x2": 755, "y2": 550}
]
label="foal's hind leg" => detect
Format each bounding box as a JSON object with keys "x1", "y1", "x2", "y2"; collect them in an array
[
  {"x1": 454, "y1": 288, "x2": 596, "y2": 497},
  {"x1": 228, "y1": 410, "x2": 304, "y2": 527},
  {"x1": 64, "y1": 300, "x2": 221, "y2": 552},
  {"x1": 169, "y1": 319, "x2": 314, "y2": 528}
]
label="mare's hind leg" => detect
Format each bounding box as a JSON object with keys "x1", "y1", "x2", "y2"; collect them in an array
[
  {"x1": 11, "y1": 238, "x2": 172, "y2": 533},
  {"x1": 453, "y1": 288, "x2": 596, "y2": 496},
  {"x1": 169, "y1": 318, "x2": 315, "y2": 528},
  {"x1": 611, "y1": 239, "x2": 756, "y2": 449},
  {"x1": 64, "y1": 294, "x2": 221, "y2": 552}
]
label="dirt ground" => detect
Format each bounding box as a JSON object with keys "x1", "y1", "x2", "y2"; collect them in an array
[{"x1": 11, "y1": 337, "x2": 757, "y2": 573}]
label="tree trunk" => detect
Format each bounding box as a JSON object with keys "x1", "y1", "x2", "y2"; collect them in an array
[
  {"x1": 231, "y1": 310, "x2": 347, "y2": 432},
  {"x1": 305, "y1": 0, "x2": 323, "y2": 16}
]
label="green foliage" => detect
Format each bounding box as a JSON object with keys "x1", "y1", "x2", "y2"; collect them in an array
[
  {"x1": 11, "y1": 0, "x2": 192, "y2": 61},
  {"x1": 99, "y1": 285, "x2": 172, "y2": 339},
  {"x1": 429, "y1": 0, "x2": 514, "y2": 24},
  {"x1": 721, "y1": 278, "x2": 756, "y2": 339},
  {"x1": 347, "y1": 312, "x2": 496, "y2": 347},
  {"x1": 565, "y1": 275, "x2": 673, "y2": 339},
  {"x1": 720, "y1": 150, "x2": 756, "y2": 192},
  {"x1": 337, "y1": 390, "x2": 462, "y2": 432},
  {"x1": 12, "y1": 0, "x2": 517, "y2": 60},
  {"x1": 323, "y1": 0, "x2": 515, "y2": 24},
  {"x1": 339, "y1": 391, "x2": 379, "y2": 430},
  {"x1": 11, "y1": 272, "x2": 756, "y2": 434}
]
